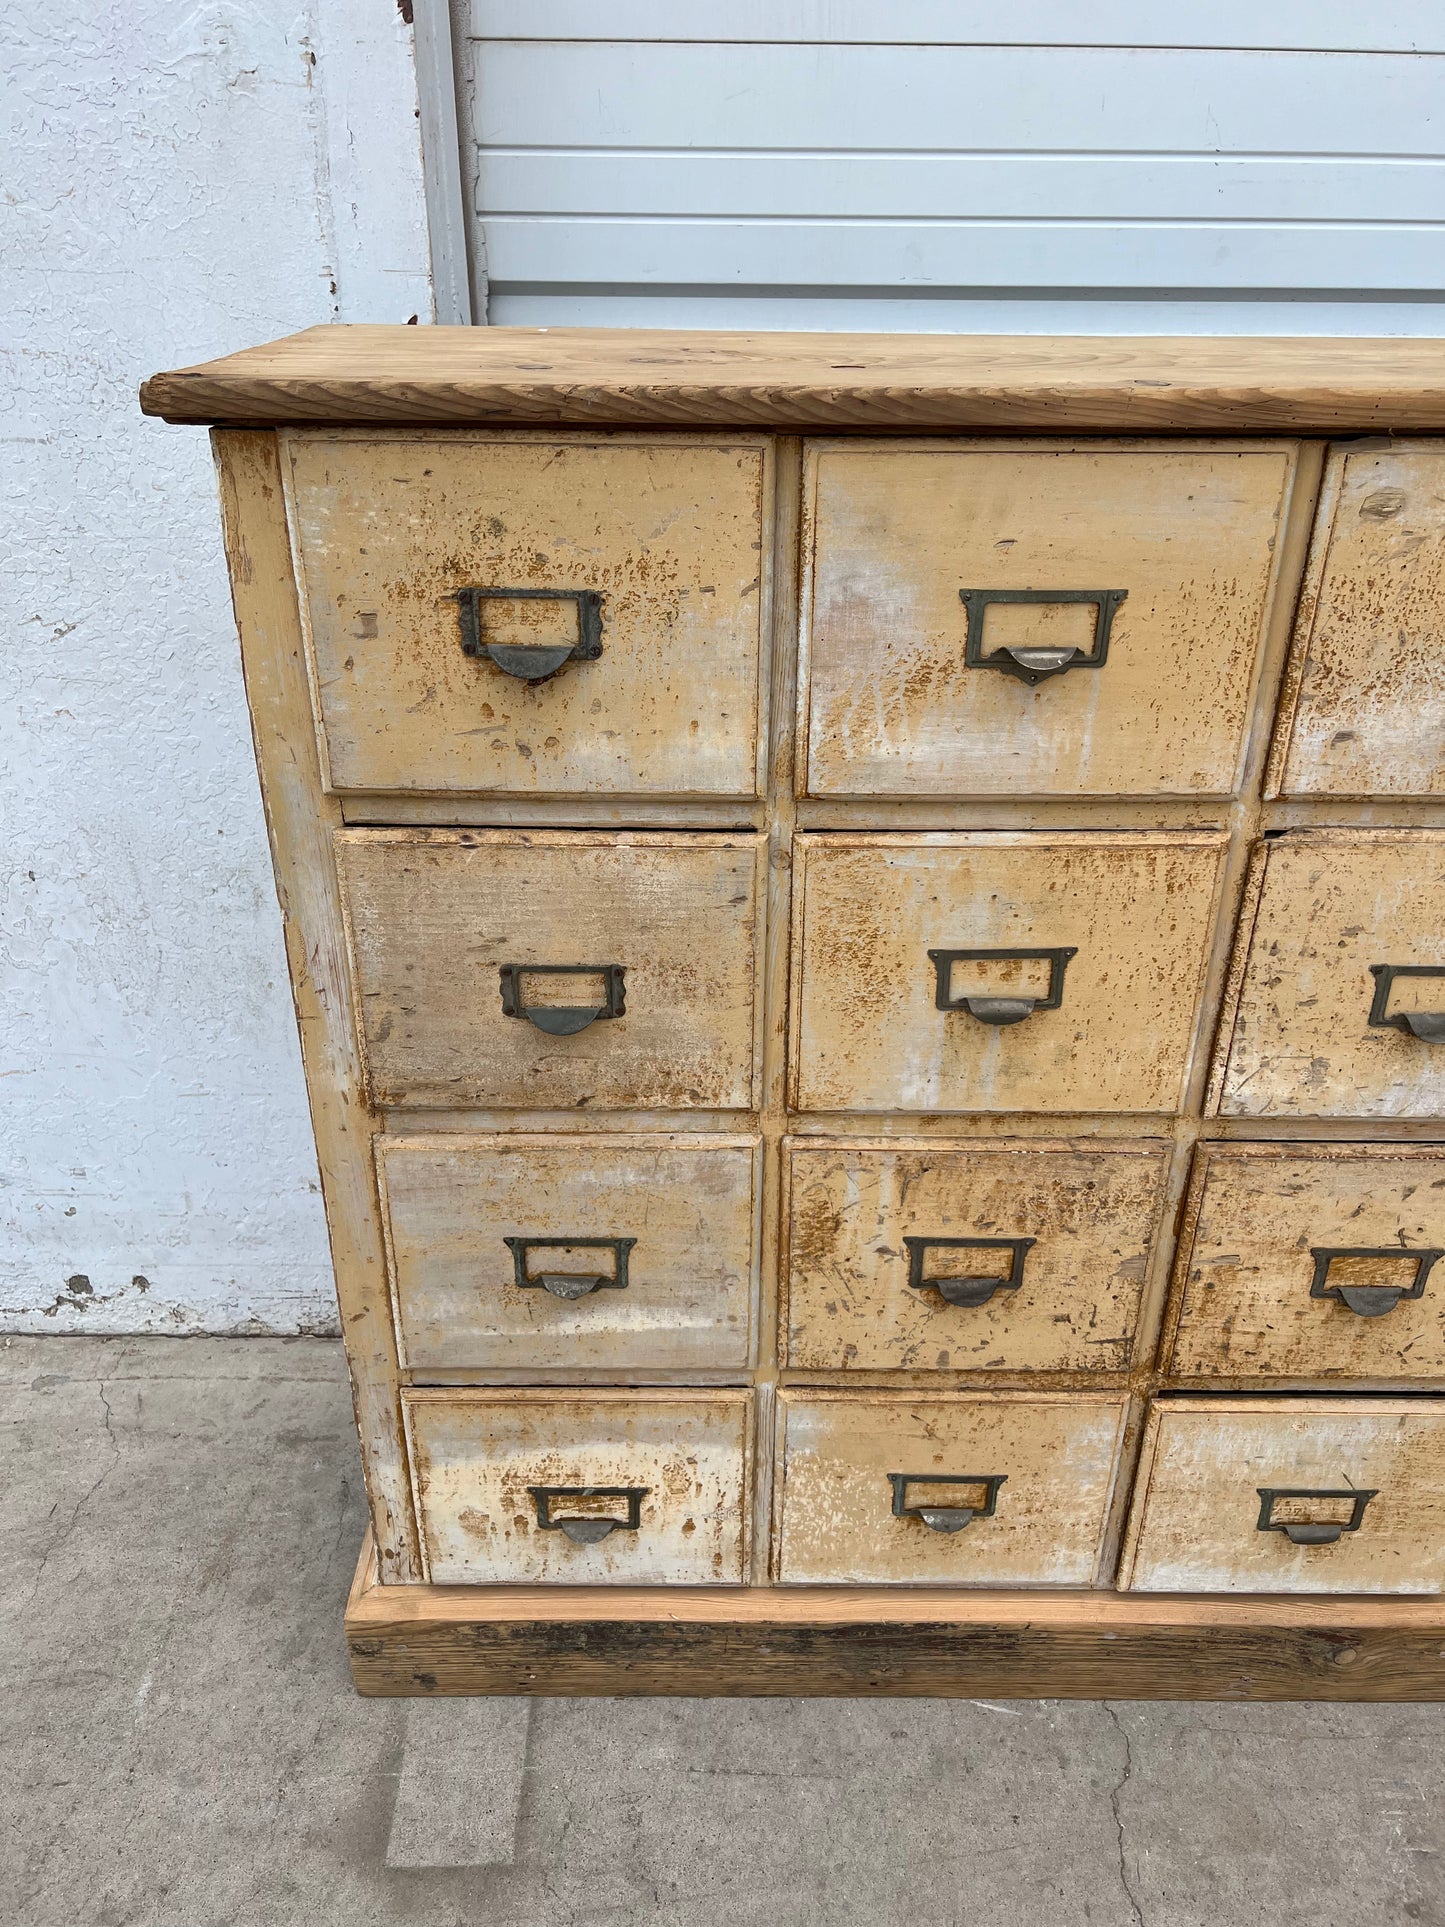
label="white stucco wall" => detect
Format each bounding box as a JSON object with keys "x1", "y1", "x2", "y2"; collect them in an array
[{"x1": 1, "y1": 4, "x2": 433, "y2": 1332}]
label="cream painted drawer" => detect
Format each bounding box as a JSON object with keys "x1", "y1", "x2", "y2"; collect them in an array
[
  {"x1": 337, "y1": 829, "x2": 764, "y2": 1111},
  {"x1": 404, "y1": 1389, "x2": 751, "y2": 1584},
  {"x1": 285, "y1": 432, "x2": 771, "y2": 798},
  {"x1": 799, "y1": 440, "x2": 1295, "y2": 799},
  {"x1": 783, "y1": 1139, "x2": 1169, "y2": 1373},
  {"x1": 1121, "y1": 1398, "x2": 1445, "y2": 1595},
  {"x1": 774, "y1": 1391, "x2": 1127, "y2": 1585},
  {"x1": 791, "y1": 832, "x2": 1226, "y2": 1116},
  {"x1": 1270, "y1": 443, "x2": 1445, "y2": 799},
  {"x1": 1214, "y1": 831, "x2": 1445, "y2": 1120},
  {"x1": 1167, "y1": 1144, "x2": 1445, "y2": 1383},
  {"x1": 380, "y1": 1132, "x2": 758, "y2": 1372}
]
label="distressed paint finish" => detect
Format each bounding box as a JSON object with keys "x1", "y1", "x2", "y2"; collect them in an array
[
  {"x1": 1271, "y1": 444, "x2": 1445, "y2": 798},
  {"x1": 791, "y1": 831, "x2": 1227, "y2": 1114},
  {"x1": 1122, "y1": 1398, "x2": 1445, "y2": 1595},
  {"x1": 404, "y1": 1389, "x2": 751, "y2": 1584},
  {"x1": 336, "y1": 828, "x2": 764, "y2": 1110},
  {"x1": 1167, "y1": 1144, "x2": 1445, "y2": 1381},
  {"x1": 286, "y1": 432, "x2": 771, "y2": 797},
  {"x1": 380, "y1": 1131, "x2": 758, "y2": 1370},
  {"x1": 775, "y1": 1391, "x2": 1127, "y2": 1585},
  {"x1": 800, "y1": 441, "x2": 1295, "y2": 798},
  {"x1": 783, "y1": 1139, "x2": 1169, "y2": 1372},
  {"x1": 1216, "y1": 830, "x2": 1445, "y2": 1119}
]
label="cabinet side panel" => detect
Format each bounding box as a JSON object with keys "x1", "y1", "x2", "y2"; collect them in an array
[{"x1": 213, "y1": 429, "x2": 420, "y2": 1581}]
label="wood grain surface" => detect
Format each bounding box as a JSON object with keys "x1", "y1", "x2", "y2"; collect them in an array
[
  {"x1": 142, "y1": 327, "x2": 1445, "y2": 431},
  {"x1": 345, "y1": 1532, "x2": 1445, "y2": 1700}
]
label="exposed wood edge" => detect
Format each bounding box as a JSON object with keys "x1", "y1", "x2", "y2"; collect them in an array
[{"x1": 345, "y1": 1529, "x2": 1445, "y2": 1700}]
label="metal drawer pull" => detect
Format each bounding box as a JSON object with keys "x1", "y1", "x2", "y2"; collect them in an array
[
  {"x1": 1309, "y1": 1245, "x2": 1443, "y2": 1319},
  {"x1": 457, "y1": 586, "x2": 604, "y2": 682},
  {"x1": 905, "y1": 1235, "x2": 1034, "y2": 1308},
  {"x1": 889, "y1": 1472, "x2": 1006, "y2": 1534},
  {"x1": 1368, "y1": 964, "x2": 1445, "y2": 1043},
  {"x1": 505, "y1": 1235, "x2": 636, "y2": 1300},
  {"x1": 929, "y1": 946, "x2": 1076, "y2": 1026},
  {"x1": 528, "y1": 1485, "x2": 648, "y2": 1545},
  {"x1": 959, "y1": 588, "x2": 1127, "y2": 686},
  {"x1": 498, "y1": 963, "x2": 626, "y2": 1036},
  {"x1": 1256, "y1": 1486, "x2": 1377, "y2": 1547}
]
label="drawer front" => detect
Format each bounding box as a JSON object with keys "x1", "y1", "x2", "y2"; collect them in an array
[
  {"x1": 784, "y1": 1140, "x2": 1168, "y2": 1372},
  {"x1": 1271, "y1": 443, "x2": 1445, "y2": 799},
  {"x1": 286, "y1": 432, "x2": 770, "y2": 798},
  {"x1": 1121, "y1": 1398, "x2": 1445, "y2": 1594},
  {"x1": 800, "y1": 441, "x2": 1294, "y2": 799},
  {"x1": 338, "y1": 830, "x2": 764, "y2": 1110},
  {"x1": 1215, "y1": 831, "x2": 1445, "y2": 1119},
  {"x1": 775, "y1": 1392, "x2": 1127, "y2": 1585},
  {"x1": 381, "y1": 1133, "x2": 758, "y2": 1371},
  {"x1": 792, "y1": 833, "x2": 1226, "y2": 1115},
  {"x1": 1168, "y1": 1144, "x2": 1445, "y2": 1382},
  {"x1": 405, "y1": 1390, "x2": 750, "y2": 1584}
]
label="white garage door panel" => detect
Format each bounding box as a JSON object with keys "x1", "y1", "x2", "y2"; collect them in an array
[
  {"x1": 470, "y1": 2, "x2": 1445, "y2": 53},
  {"x1": 473, "y1": 43, "x2": 1441, "y2": 153},
  {"x1": 478, "y1": 154, "x2": 1445, "y2": 226},
  {"x1": 484, "y1": 219, "x2": 1440, "y2": 293}
]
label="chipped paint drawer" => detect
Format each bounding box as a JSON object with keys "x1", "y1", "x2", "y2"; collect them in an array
[
  {"x1": 337, "y1": 829, "x2": 764, "y2": 1111},
  {"x1": 1167, "y1": 1144, "x2": 1445, "y2": 1383},
  {"x1": 380, "y1": 1132, "x2": 758, "y2": 1372},
  {"x1": 1121, "y1": 1399, "x2": 1445, "y2": 1594},
  {"x1": 285, "y1": 432, "x2": 772, "y2": 798},
  {"x1": 1214, "y1": 831, "x2": 1445, "y2": 1119},
  {"x1": 775, "y1": 1391, "x2": 1127, "y2": 1585},
  {"x1": 1270, "y1": 443, "x2": 1445, "y2": 799},
  {"x1": 799, "y1": 440, "x2": 1296, "y2": 799},
  {"x1": 791, "y1": 832, "x2": 1226, "y2": 1115},
  {"x1": 404, "y1": 1389, "x2": 751, "y2": 1585},
  {"x1": 783, "y1": 1139, "x2": 1169, "y2": 1373}
]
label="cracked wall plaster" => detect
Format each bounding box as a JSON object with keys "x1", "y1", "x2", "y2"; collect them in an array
[{"x1": 1, "y1": 3, "x2": 433, "y2": 1333}]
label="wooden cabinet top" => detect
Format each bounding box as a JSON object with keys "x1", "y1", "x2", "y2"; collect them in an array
[{"x1": 141, "y1": 325, "x2": 1445, "y2": 433}]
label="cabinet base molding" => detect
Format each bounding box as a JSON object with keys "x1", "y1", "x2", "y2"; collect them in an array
[{"x1": 345, "y1": 1532, "x2": 1445, "y2": 1702}]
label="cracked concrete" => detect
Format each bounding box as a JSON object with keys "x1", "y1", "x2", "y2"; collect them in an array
[{"x1": 5, "y1": 1335, "x2": 1445, "y2": 1927}]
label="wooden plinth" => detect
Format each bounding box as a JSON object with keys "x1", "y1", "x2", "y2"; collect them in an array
[{"x1": 345, "y1": 1533, "x2": 1445, "y2": 1701}]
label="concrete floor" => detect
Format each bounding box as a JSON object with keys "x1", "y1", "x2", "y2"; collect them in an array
[{"x1": 5, "y1": 1338, "x2": 1445, "y2": 1927}]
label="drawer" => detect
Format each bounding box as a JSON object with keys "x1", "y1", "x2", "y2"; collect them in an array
[
  {"x1": 404, "y1": 1389, "x2": 751, "y2": 1584},
  {"x1": 380, "y1": 1132, "x2": 758, "y2": 1371},
  {"x1": 337, "y1": 829, "x2": 764, "y2": 1110},
  {"x1": 783, "y1": 1139, "x2": 1169, "y2": 1372},
  {"x1": 1121, "y1": 1397, "x2": 1445, "y2": 1594},
  {"x1": 285, "y1": 432, "x2": 771, "y2": 798},
  {"x1": 1167, "y1": 1144, "x2": 1445, "y2": 1383},
  {"x1": 1214, "y1": 830, "x2": 1445, "y2": 1119},
  {"x1": 799, "y1": 440, "x2": 1295, "y2": 799},
  {"x1": 774, "y1": 1391, "x2": 1127, "y2": 1584},
  {"x1": 791, "y1": 832, "x2": 1226, "y2": 1115},
  {"x1": 1270, "y1": 443, "x2": 1445, "y2": 799}
]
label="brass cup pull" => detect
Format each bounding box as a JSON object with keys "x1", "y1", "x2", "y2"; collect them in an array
[
  {"x1": 929, "y1": 947, "x2": 1076, "y2": 1027},
  {"x1": 959, "y1": 588, "x2": 1127, "y2": 685},
  {"x1": 505, "y1": 1236, "x2": 636, "y2": 1300},
  {"x1": 905, "y1": 1235, "x2": 1034, "y2": 1309},
  {"x1": 457, "y1": 586, "x2": 604, "y2": 682},
  {"x1": 1368, "y1": 964, "x2": 1445, "y2": 1043},
  {"x1": 889, "y1": 1472, "x2": 1006, "y2": 1534},
  {"x1": 528, "y1": 1485, "x2": 648, "y2": 1545},
  {"x1": 1256, "y1": 1486, "x2": 1377, "y2": 1547},
  {"x1": 1309, "y1": 1246, "x2": 1442, "y2": 1319},
  {"x1": 498, "y1": 963, "x2": 626, "y2": 1036}
]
